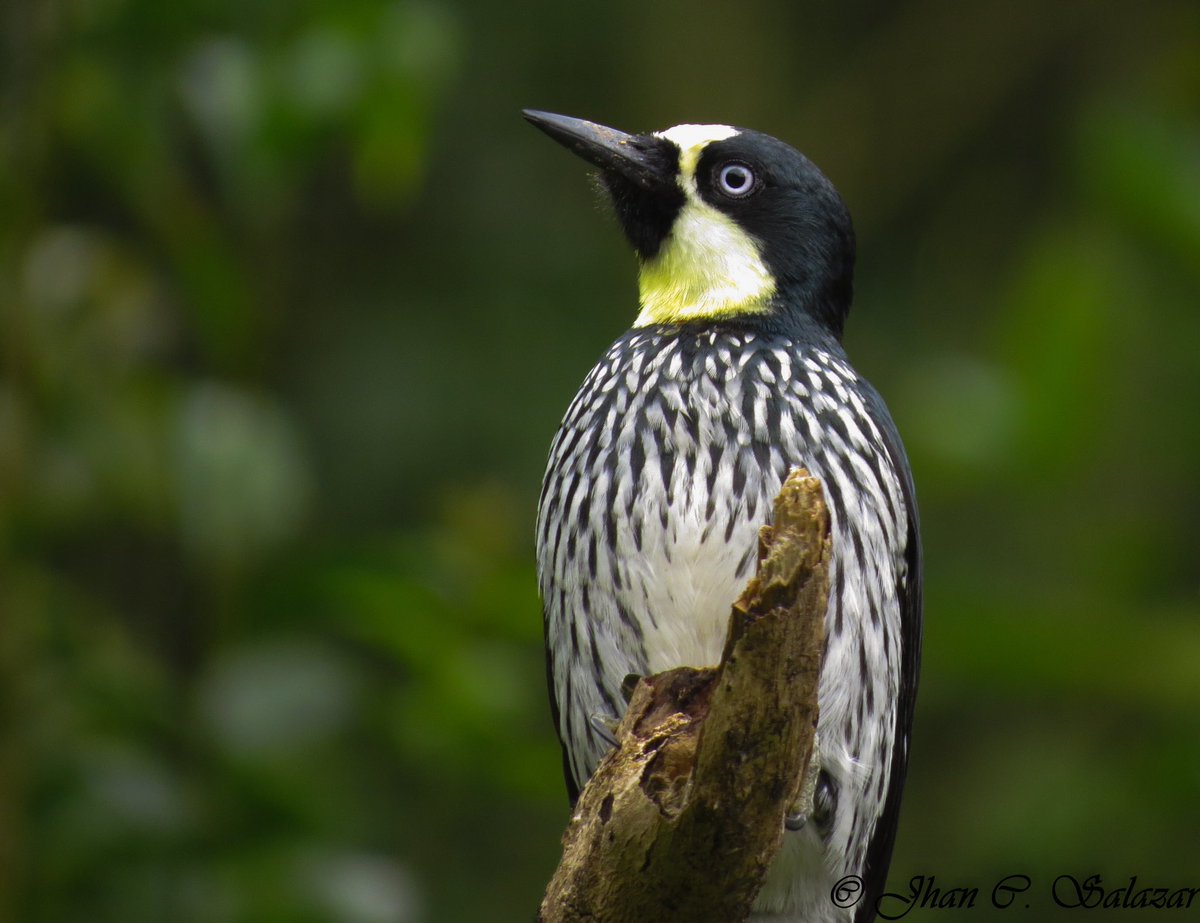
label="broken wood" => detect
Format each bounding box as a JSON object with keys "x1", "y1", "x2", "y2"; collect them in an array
[{"x1": 539, "y1": 469, "x2": 830, "y2": 923}]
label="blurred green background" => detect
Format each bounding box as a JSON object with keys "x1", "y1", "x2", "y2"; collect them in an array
[{"x1": 2, "y1": 0, "x2": 1199, "y2": 920}]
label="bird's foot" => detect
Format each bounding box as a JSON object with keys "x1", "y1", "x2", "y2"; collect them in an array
[
  {"x1": 589, "y1": 712, "x2": 620, "y2": 748},
  {"x1": 589, "y1": 674, "x2": 643, "y2": 748},
  {"x1": 787, "y1": 769, "x2": 837, "y2": 834},
  {"x1": 784, "y1": 734, "x2": 825, "y2": 831}
]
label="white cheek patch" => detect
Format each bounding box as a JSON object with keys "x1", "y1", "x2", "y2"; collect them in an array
[{"x1": 635, "y1": 123, "x2": 775, "y2": 327}]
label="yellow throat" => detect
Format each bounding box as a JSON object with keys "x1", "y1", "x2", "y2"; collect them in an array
[{"x1": 633, "y1": 124, "x2": 776, "y2": 327}]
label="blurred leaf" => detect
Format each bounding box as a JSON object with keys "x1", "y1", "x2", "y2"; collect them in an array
[
  {"x1": 1076, "y1": 103, "x2": 1200, "y2": 272},
  {"x1": 198, "y1": 641, "x2": 359, "y2": 758},
  {"x1": 174, "y1": 382, "x2": 313, "y2": 574}
]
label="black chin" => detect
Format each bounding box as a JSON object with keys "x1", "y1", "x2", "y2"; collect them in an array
[{"x1": 601, "y1": 169, "x2": 685, "y2": 261}]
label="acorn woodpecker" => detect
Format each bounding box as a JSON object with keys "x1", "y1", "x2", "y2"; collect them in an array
[{"x1": 527, "y1": 110, "x2": 922, "y2": 923}]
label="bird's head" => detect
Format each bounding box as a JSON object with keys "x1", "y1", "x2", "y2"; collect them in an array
[{"x1": 524, "y1": 110, "x2": 856, "y2": 340}]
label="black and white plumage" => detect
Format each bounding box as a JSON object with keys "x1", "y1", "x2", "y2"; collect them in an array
[{"x1": 527, "y1": 111, "x2": 922, "y2": 923}]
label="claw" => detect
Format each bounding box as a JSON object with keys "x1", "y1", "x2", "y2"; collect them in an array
[
  {"x1": 785, "y1": 732, "x2": 823, "y2": 832},
  {"x1": 589, "y1": 675, "x2": 642, "y2": 748},
  {"x1": 812, "y1": 771, "x2": 837, "y2": 830},
  {"x1": 589, "y1": 712, "x2": 620, "y2": 747}
]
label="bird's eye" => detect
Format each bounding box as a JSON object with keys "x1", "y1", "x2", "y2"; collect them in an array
[{"x1": 716, "y1": 162, "x2": 755, "y2": 197}]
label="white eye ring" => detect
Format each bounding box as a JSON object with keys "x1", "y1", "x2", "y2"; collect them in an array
[{"x1": 716, "y1": 162, "x2": 755, "y2": 197}]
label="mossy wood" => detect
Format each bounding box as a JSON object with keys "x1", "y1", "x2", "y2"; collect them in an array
[{"x1": 539, "y1": 469, "x2": 830, "y2": 923}]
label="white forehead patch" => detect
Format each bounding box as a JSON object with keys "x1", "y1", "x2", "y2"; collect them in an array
[{"x1": 655, "y1": 123, "x2": 739, "y2": 180}]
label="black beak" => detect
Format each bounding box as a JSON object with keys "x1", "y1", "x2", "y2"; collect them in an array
[{"x1": 523, "y1": 110, "x2": 671, "y2": 191}]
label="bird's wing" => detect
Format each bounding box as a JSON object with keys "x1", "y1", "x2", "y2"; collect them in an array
[{"x1": 855, "y1": 383, "x2": 923, "y2": 923}]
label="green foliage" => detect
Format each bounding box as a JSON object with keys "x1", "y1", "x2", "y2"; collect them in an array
[{"x1": 2, "y1": 0, "x2": 1199, "y2": 920}]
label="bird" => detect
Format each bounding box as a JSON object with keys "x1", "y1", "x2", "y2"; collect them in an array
[{"x1": 526, "y1": 109, "x2": 922, "y2": 923}]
